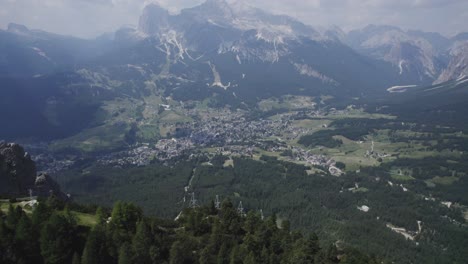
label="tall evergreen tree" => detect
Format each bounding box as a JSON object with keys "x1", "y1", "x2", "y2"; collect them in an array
[
  {"x1": 229, "y1": 245, "x2": 242, "y2": 264},
  {"x1": 0, "y1": 217, "x2": 14, "y2": 263},
  {"x1": 31, "y1": 202, "x2": 52, "y2": 228},
  {"x1": 72, "y1": 252, "x2": 81, "y2": 264},
  {"x1": 132, "y1": 221, "x2": 152, "y2": 263},
  {"x1": 217, "y1": 242, "x2": 230, "y2": 264},
  {"x1": 118, "y1": 243, "x2": 133, "y2": 264},
  {"x1": 6, "y1": 204, "x2": 19, "y2": 229},
  {"x1": 40, "y1": 213, "x2": 77, "y2": 264},
  {"x1": 108, "y1": 201, "x2": 143, "y2": 258},
  {"x1": 244, "y1": 251, "x2": 257, "y2": 264},
  {"x1": 170, "y1": 238, "x2": 197, "y2": 264},
  {"x1": 244, "y1": 211, "x2": 261, "y2": 234},
  {"x1": 199, "y1": 246, "x2": 214, "y2": 264},
  {"x1": 14, "y1": 214, "x2": 40, "y2": 263},
  {"x1": 81, "y1": 224, "x2": 110, "y2": 264},
  {"x1": 95, "y1": 207, "x2": 106, "y2": 225}
]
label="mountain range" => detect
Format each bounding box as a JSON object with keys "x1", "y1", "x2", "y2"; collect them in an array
[{"x1": 0, "y1": 0, "x2": 467, "y2": 141}]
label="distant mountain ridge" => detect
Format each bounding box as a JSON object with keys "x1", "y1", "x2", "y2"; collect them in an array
[
  {"x1": 0, "y1": 0, "x2": 467, "y2": 142},
  {"x1": 346, "y1": 24, "x2": 468, "y2": 85}
]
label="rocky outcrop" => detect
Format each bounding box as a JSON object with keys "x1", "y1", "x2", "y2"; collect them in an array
[
  {"x1": 34, "y1": 173, "x2": 68, "y2": 200},
  {"x1": 138, "y1": 3, "x2": 170, "y2": 35},
  {"x1": 0, "y1": 142, "x2": 67, "y2": 199},
  {"x1": 7, "y1": 23, "x2": 29, "y2": 34},
  {"x1": 0, "y1": 142, "x2": 36, "y2": 196}
]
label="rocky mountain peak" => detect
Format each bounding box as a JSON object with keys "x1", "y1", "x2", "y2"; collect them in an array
[
  {"x1": 7, "y1": 23, "x2": 30, "y2": 34},
  {"x1": 181, "y1": 0, "x2": 235, "y2": 24},
  {"x1": 435, "y1": 41, "x2": 468, "y2": 84},
  {"x1": 452, "y1": 32, "x2": 468, "y2": 42},
  {"x1": 138, "y1": 3, "x2": 171, "y2": 35},
  {"x1": 346, "y1": 25, "x2": 443, "y2": 83}
]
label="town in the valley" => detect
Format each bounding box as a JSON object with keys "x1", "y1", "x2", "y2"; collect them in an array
[{"x1": 26, "y1": 101, "x2": 372, "y2": 177}]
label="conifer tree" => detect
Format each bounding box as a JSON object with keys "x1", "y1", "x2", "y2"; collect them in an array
[
  {"x1": 132, "y1": 221, "x2": 152, "y2": 263},
  {"x1": 6, "y1": 204, "x2": 19, "y2": 229},
  {"x1": 217, "y1": 242, "x2": 230, "y2": 264},
  {"x1": 170, "y1": 238, "x2": 197, "y2": 264},
  {"x1": 81, "y1": 224, "x2": 110, "y2": 264},
  {"x1": 244, "y1": 251, "x2": 257, "y2": 264},
  {"x1": 0, "y1": 217, "x2": 13, "y2": 263},
  {"x1": 15, "y1": 214, "x2": 40, "y2": 263},
  {"x1": 108, "y1": 201, "x2": 143, "y2": 258},
  {"x1": 244, "y1": 211, "x2": 260, "y2": 234},
  {"x1": 118, "y1": 243, "x2": 133, "y2": 264},
  {"x1": 31, "y1": 202, "x2": 51, "y2": 228},
  {"x1": 95, "y1": 207, "x2": 106, "y2": 225},
  {"x1": 199, "y1": 246, "x2": 214, "y2": 264},
  {"x1": 229, "y1": 245, "x2": 242, "y2": 264},
  {"x1": 72, "y1": 252, "x2": 81, "y2": 264},
  {"x1": 40, "y1": 213, "x2": 77, "y2": 264}
]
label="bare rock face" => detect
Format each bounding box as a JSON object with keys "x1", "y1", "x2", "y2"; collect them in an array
[
  {"x1": 347, "y1": 25, "x2": 442, "y2": 84},
  {"x1": 0, "y1": 142, "x2": 36, "y2": 196},
  {"x1": 34, "y1": 173, "x2": 67, "y2": 200},
  {"x1": 138, "y1": 3, "x2": 170, "y2": 35},
  {"x1": 435, "y1": 41, "x2": 468, "y2": 84},
  {"x1": 0, "y1": 142, "x2": 67, "y2": 199},
  {"x1": 7, "y1": 23, "x2": 29, "y2": 34}
]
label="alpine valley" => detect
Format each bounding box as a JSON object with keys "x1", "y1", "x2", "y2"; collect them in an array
[{"x1": 1, "y1": 1, "x2": 467, "y2": 263}]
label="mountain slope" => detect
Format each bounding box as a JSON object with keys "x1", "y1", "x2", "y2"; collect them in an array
[
  {"x1": 373, "y1": 76, "x2": 468, "y2": 129},
  {"x1": 346, "y1": 25, "x2": 445, "y2": 84},
  {"x1": 435, "y1": 41, "x2": 468, "y2": 84},
  {"x1": 0, "y1": 23, "x2": 111, "y2": 77},
  {"x1": 0, "y1": 1, "x2": 467, "y2": 143},
  {"x1": 117, "y1": 1, "x2": 399, "y2": 99}
]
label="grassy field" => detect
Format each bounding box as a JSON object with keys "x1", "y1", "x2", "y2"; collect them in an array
[
  {"x1": 391, "y1": 174, "x2": 415, "y2": 181},
  {"x1": 138, "y1": 124, "x2": 160, "y2": 141},
  {"x1": 223, "y1": 158, "x2": 234, "y2": 168},
  {"x1": 292, "y1": 119, "x2": 332, "y2": 133},
  {"x1": 326, "y1": 109, "x2": 396, "y2": 120},
  {"x1": 75, "y1": 212, "x2": 98, "y2": 227},
  {"x1": 429, "y1": 176, "x2": 459, "y2": 186},
  {"x1": 159, "y1": 110, "x2": 191, "y2": 123},
  {"x1": 50, "y1": 123, "x2": 130, "y2": 153},
  {"x1": 1, "y1": 200, "x2": 97, "y2": 227},
  {"x1": 0, "y1": 202, "x2": 10, "y2": 213},
  {"x1": 258, "y1": 96, "x2": 317, "y2": 111},
  {"x1": 303, "y1": 135, "x2": 378, "y2": 171}
]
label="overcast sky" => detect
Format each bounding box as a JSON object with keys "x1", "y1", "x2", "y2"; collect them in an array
[{"x1": 1, "y1": 0, "x2": 467, "y2": 38}]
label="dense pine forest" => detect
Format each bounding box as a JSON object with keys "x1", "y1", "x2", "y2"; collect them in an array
[{"x1": 0, "y1": 197, "x2": 379, "y2": 264}]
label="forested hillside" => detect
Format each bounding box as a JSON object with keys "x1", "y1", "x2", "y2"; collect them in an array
[{"x1": 0, "y1": 198, "x2": 378, "y2": 264}]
